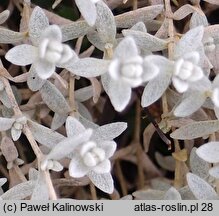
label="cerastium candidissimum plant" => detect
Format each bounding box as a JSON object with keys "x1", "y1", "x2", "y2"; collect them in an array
[{"x1": 0, "y1": 0, "x2": 219, "y2": 200}]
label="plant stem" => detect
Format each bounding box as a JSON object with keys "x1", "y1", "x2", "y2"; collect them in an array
[
  {"x1": 89, "y1": 183, "x2": 97, "y2": 200},
  {"x1": 115, "y1": 160, "x2": 127, "y2": 196}
]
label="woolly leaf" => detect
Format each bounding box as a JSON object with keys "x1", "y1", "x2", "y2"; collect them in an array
[
  {"x1": 0, "y1": 10, "x2": 10, "y2": 24},
  {"x1": 66, "y1": 116, "x2": 85, "y2": 137},
  {"x1": 190, "y1": 147, "x2": 210, "y2": 179},
  {"x1": 0, "y1": 117, "x2": 14, "y2": 131},
  {"x1": 28, "y1": 120, "x2": 65, "y2": 149},
  {"x1": 170, "y1": 120, "x2": 219, "y2": 140},
  {"x1": 186, "y1": 173, "x2": 218, "y2": 200},
  {"x1": 67, "y1": 58, "x2": 109, "y2": 78},
  {"x1": 196, "y1": 142, "x2": 219, "y2": 163},
  {"x1": 0, "y1": 29, "x2": 26, "y2": 44},
  {"x1": 40, "y1": 81, "x2": 70, "y2": 115},
  {"x1": 209, "y1": 166, "x2": 219, "y2": 178},
  {"x1": 1, "y1": 181, "x2": 35, "y2": 200},
  {"x1": 133, "y1": 189, "x2": 165, "y2": 200},
  {"x1": 155, "y1": 152, "x2": 175, "y2": 172},
  {"x1": 87, "y1": 171, "x2": 114, "y2": 194},
  {"x1": 164, "y1": 187, "x2": 182, "y2": 200},
  {"x1": 92, "y1": 122, "x2": 127, "y2": 142},
  {"x1": 75, "y1": 0, "x2": 97, "y2": 26},
  {"x1": 46, "y1": 129, "x2": 93, "y2": 160},
  {"x1": 75, "y1": 86, "x2": 93, "y2": 102},
  {"x1": 51, "y1": 113, "x2": 67, "y2": 130}
]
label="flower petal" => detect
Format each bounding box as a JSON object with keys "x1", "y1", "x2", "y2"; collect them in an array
[
  {"x1": 87, "y1": 171, "x2": 114, "y2": 194},
  {"x1": 40, "y1": 25, "x2": 62, "y2": 42},
  {"x1": 102, "y1": 73, "x2": 131, "y2": 112},
  {"x1": 29, "y1": 6, "x2": 49, "y2": 45},
  {"x1": 172, "y1": 77, "x2": 189, "y2": 93},
  {"x1": 5, "y1": 45, "x2": 37, "y2": 66},
  {"x1": 69, "y1": 154, "x2": 89, "y2": 178},
  {"x1": 66, "y1": 116, "x2": 86, "y2": 137},
  {"x1": 93, "y1": 160, "x2": 111, "y2": 174},
  {"x1": 98, "y1": 141, "x2": 117, "y2": 158},
  {"x1": 34, "y1": 60, "x2": 55, "y2": 80}
]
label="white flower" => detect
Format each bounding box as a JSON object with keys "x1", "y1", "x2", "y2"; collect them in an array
[
  {"x1": 41, "y1": 117, "x2": 127, "y2": 193},
  {"x1": 102, "y1": 37, "x2": 160, "y2": 112},
  {"x1": 172, "y1": 52, "x2": 204, "y2": 93},
  {"x1": 5, "y1": 7, "x2": 77, "y2": 80}
]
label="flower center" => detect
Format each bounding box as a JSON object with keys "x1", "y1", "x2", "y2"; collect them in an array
[
  {"x1": 121, "y1": 63, "x2": 143, "y2": 79},
  {"x1": 80, "y1": 141, "x2": 105, "y2": 167}
]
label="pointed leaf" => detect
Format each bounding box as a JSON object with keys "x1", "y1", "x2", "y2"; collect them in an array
[
  {"x1": 0, "y1": 178, "x2": 7, "y2": 187},
  {"x1": 46, "y1": 129, "x2": 93, "y2": 160},
  {"x1": 141, "y1": 70, "x2": 172, "y2": 107},
  {"x1": 0, "y1": 90, "x2": 12, "y2": 108},
  {"x1": 174, "y1": 26, "x2": 204, "y2": 58},
  {"x1": 0, "y1": 29, "x2": 26, "y2": 44},
  {"x1": 31, "y1": 172, "x2": 49, "y2": 200},
  {"x1": 0, "y1": 117, "x2": 14, "y2": 131},
  {"x1": 1, "y1": 181, "x2": 35, "y2": 200},
  {"x1": 75, "y1": 0, "x2": 97, "y2": 26},
  {"x1": 115, "y1": 5, "x2": 164, "y2": 28},
  {"x1": 164, "y1": 187, "x2": 182, "y2": 200},
  {"x1": 67, "y1": 58, "x2": 109, "y2": 78},
  {"x1": 102, "y1": 73, "x2": 131, "y2": 112},
  {"x1": 29, "y1": 6, "x2": 49, "y2": 45},
  {"x1": 87, "y1": 171, "x2": 114, "y2": 194},
  {"x1": 87, "y1": 30, "x2": 107, "y2": 51},
  {"x1": 209, "y1": 166, "x2": 219, "y2": 178},
  {"x1": 27, "y1": 120, "x2": 65, "y2": 149},
  {"x1": 75, "y1": 85, "x2": 93, "y2": 102},
  {"x1": 96, "y1": 1, "x2": 116, "y2": 44},
  {"x1": 190, "y1": 147, "x2": 210, "y2": 179},
  {"x1": 133, "y1": 189, "x2": 165, "y2": 200},
  {"x1": 186, "y1": 173, "x2": 218, "y2": 200},
  {"x1": 204, "y1": 0, "x2": 219, "y2": 5},
  {"x1": 155, "y1": 152, "x2": 175, "y2": 172},
  {"x1": 122, "y1": 30, "x2": 168, "y2": 52},
  {"x1": 5, "y1": 45, "x2": 37, "y2": 66},
  {"x1": 0, "y1": 10, "x2": 9, "y2": 24},
  {"x1": 190, "y1": 12, "x2": 208, "y2": 29},
  {"x1": 61, "y1": 21, "x2": 91, "y2": 42},
  {"x1": 1, "y1": 136, "x2": 18, "y2": 162},
  {"x1": 196, "y1": 142, "x2": 219, "y2": 163},
  {"x1": 51, "y1": 113, "x2": 67, "y2": 130},
  {"x1": 92, "y1": 122, "x2": 127, "y2": 142},
  {"x1": 40, "y1": 81, "x2": 70, "y2": 114},
  {"x1": 173, "y1": 92, "x2": 206, "y2": 117},
  {"x1": 27, "y1": 65, "x2": 46, "y2": 91},
  {"x1": 66, "y1": 116, "x2": 85, "y2": 137},
  {"x1": 170, "y1": 120, "x2": 219, "y2": 140}
]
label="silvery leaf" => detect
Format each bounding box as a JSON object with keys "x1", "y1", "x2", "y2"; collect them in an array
[
  {"x1": 1, "y1": 181, "x2": 35, "y2": 200},
  {"x1": 178, "y1": 186, "x2": 196, "y2": 200},
  {"x1": 155, "y1": 152, "x2": 175, "y2": 172},
  {"x1": 66, "y1": 116, "x2": 85, "y2": 137},
  {"x1": 75, "y1": 86, "x2": 93, "y2": 102},
  {"x1": 61, "y1": 21, "x2": 91, "y2": 42},
  {"x1": 122, "y1": 30, "x2": 168, "y2": 52},
  {"x1": 92, "y1": 122, "x2": 127, "y2": 142},
  {"x1": 131, "y1": 22, "x2": 147, "y2": 32},
  {"x1": 0, "y1": 10, "x2": 9, "y2": 24},
  {"x1": 31, "y1": 172, "x2": 49, "y2": 200},
  {"x1": 86, "y1": 30, "x2": 106, "y2": 51},
  {"x1": 66, "y1": 58, "x2": 109, "y2": 77},
  {"x1": 79, "y1": 116, "x2": 99, "y2": 129},
  {"x1": 174, "y1": 26, "x2": 204, "y2": 59},
  {"x1": 204, "y1": 0, "x2": 219, "y2": 4},
  {"x1": 141, "y1": 68, "x2": 172, "y2": 107},
  {"x1": 11, "y1": 127, "x2": 22, "y2": 141},
  {"x1": 0, "y1": 117, "x2": 15, "y2": 131},
  {"x1": 0, "y1": 28, "x2": 26, "y2": 43},
  {"x1": 186, "y1": 173, "x2": 218, "y2": 200},
  {"x1": 29, "y1": 168, "x2": 39, "y2": 181},
  {"x1": 101, "y1": 73, "x2": 131, "y2": 112},
  {"x1": 196, "y1": 142, "x2": 219, "y2": 163},
  {"x1": 29, "y1": 6, "x2": 49, "y2": 45},
  {"x1": 75, "y1": 0, "x2": 97, "y2": 26},
  {"x1": 164, "y1": 187, "x2": 182, "y2": 200},
  {"x1": 77, "y1": 102, "x2": 93, "y2": 121},
  {"x1": 5, "y1": 44, "x2": 37, "y2": 66},
  {"x1": 40, "y1": 81, "x2": 70, "y2": 115},
  {"x1": 0, "y1": 178, "x2": 7, "y2": 187},
  {"x1": 115, "y1": 5, "x2": 164, "y2": 28},
  {"x1": 51, "y1": 112, "x2": 68, "y2": 130},
  {"x1": 190, "y1": 147, "x2": 210, "y2": 179},
  {"x1": 173, "y1": 91, "x2": 206, "y2": 117},
  {"x1": 27, "y1": 65, "x2": 46, "y2": 91},
  {"x1": 46, "y1": 129, "x2": 93, "y2": 160},
  {"x1": 190, "y1": 12, "x2": 208, "y2": 29},
  {"x1": 209, "y1": 166, "x2": 219, "y2": 178},
  {"x1": 96, "y1": 1, "x2": 116, "y2": 44},
  {"x1": 133, "y1": 189, "x2": 165, "y2": 200},
  {"x1": 87, "y1": 171, "x2": 114, "y2": 194},
  {"x1": 28, "y1": 120, "x2": 65, "y2": 149},
  {"x1": 1, "y1": 136, "x2": 18, "y2": 162},
  {"x1": 170, "y1": 120, "x2": 219, "y2": 140},
  {"x1": 114, "y1": 37, "x2": 138, "y2": 59},
  {"x1": 0, "y1": 91, "x2": 12, "y2": 108},
  {"x1": 151, "y1": 178, "x2": 171, "y2": 191}
]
